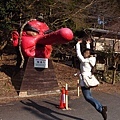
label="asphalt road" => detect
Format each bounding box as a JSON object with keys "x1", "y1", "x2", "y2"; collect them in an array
[{"x1": 0, "y1": 91, "x2": 120, "y2": 120}]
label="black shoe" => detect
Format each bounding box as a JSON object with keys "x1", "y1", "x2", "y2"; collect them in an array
[{"x1": 101, "y1": 106, "x2": 107, "y2": 120}]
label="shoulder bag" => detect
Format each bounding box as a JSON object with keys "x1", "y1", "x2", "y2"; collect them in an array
[
  {"x1": 82, "y1": 74, "x2": 100, "y2": 88},
  {"x1": 82, "y1": 62, "x2": 100, "y2": 88}
]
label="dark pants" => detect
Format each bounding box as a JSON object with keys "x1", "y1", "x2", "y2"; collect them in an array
[{"x1": 81, "y1": 87, "x2": 102, "y2": 113}]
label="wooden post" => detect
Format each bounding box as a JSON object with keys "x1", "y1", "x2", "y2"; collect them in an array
[
  {"x1": 112, "y1": 61, "x2": 117, "y2": 84},
  {"x1": 65, "y1": 83, "x2": 68, "y2": 110},
  {"x1": 77, "y1": 80, "x2": 80, "y2": 97},
  {"x1": 112, "y1": 40, "x2": 116, "y2": 84}
]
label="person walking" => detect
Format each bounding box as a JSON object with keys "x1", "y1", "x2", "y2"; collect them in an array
[{"x1": 76, "y1": 39, "x2": 107, "y2": 120}]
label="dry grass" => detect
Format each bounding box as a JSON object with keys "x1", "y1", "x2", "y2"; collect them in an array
[{"x1": 0, "y1": 53, "x2": 120, "y2": 103}]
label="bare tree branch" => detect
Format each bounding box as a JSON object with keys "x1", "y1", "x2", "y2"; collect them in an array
[
  {"x1": 27, "y1": 0, "x2": 39, "y2": 9},
  {"x1": 71, "y1": 0, "x2": 96, "y2": 17},
  {"x1": 50, "y1": 0, "x2": 96, "y2": 26},
  {"x1": 0, "y1": 41, "x2": 7, "y2": 51}
]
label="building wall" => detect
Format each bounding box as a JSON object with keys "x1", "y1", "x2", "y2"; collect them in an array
[{"x1": 93, "y1": 37, "x2": 120, "y2": 53}]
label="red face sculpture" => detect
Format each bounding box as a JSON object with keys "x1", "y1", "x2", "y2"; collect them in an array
[{"x1": 11, "y1": 19, "x2": 73, "y2": 58}]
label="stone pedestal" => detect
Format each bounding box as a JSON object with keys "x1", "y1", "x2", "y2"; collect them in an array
[{"x1": 12, "y1": 58, "x2": 59, "y2": 97}]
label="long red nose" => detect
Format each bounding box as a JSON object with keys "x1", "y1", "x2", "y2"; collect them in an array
[{"x1": 37, "y1": 28, "x2": 73, "y2": 45}]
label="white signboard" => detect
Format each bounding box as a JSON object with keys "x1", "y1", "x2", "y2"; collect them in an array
[
  {"x1": 95, "y1": 42, "x2": 104, "y2": 51},
  {"x1": 34, "y1": 58, "x2": 48, "y2": 68},
  {"x1": 96, "y1": 63, "x2": 105, "y2": 71}
]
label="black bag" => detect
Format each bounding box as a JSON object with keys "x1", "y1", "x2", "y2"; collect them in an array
[{"x1": 89, "y1": 62, "x2": 96, "y2": 74}]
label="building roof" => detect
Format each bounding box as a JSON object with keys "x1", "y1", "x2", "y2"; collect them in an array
[{"x1": 87, "y1": 28, "x2": 120, "y2": 39}]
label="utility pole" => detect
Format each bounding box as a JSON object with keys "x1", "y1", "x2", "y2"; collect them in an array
[{"x1": 102, "y1": 16, "x2": 105, "y2": 29}]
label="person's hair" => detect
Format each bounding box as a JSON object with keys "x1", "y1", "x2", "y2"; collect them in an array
[{"x1": 83, "y1": 48, "x2": 91, "y2": 54}]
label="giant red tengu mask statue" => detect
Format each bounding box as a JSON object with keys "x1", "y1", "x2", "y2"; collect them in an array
[{"x1": 11, "y1": 19, "x2": 73, "y2": 58}]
